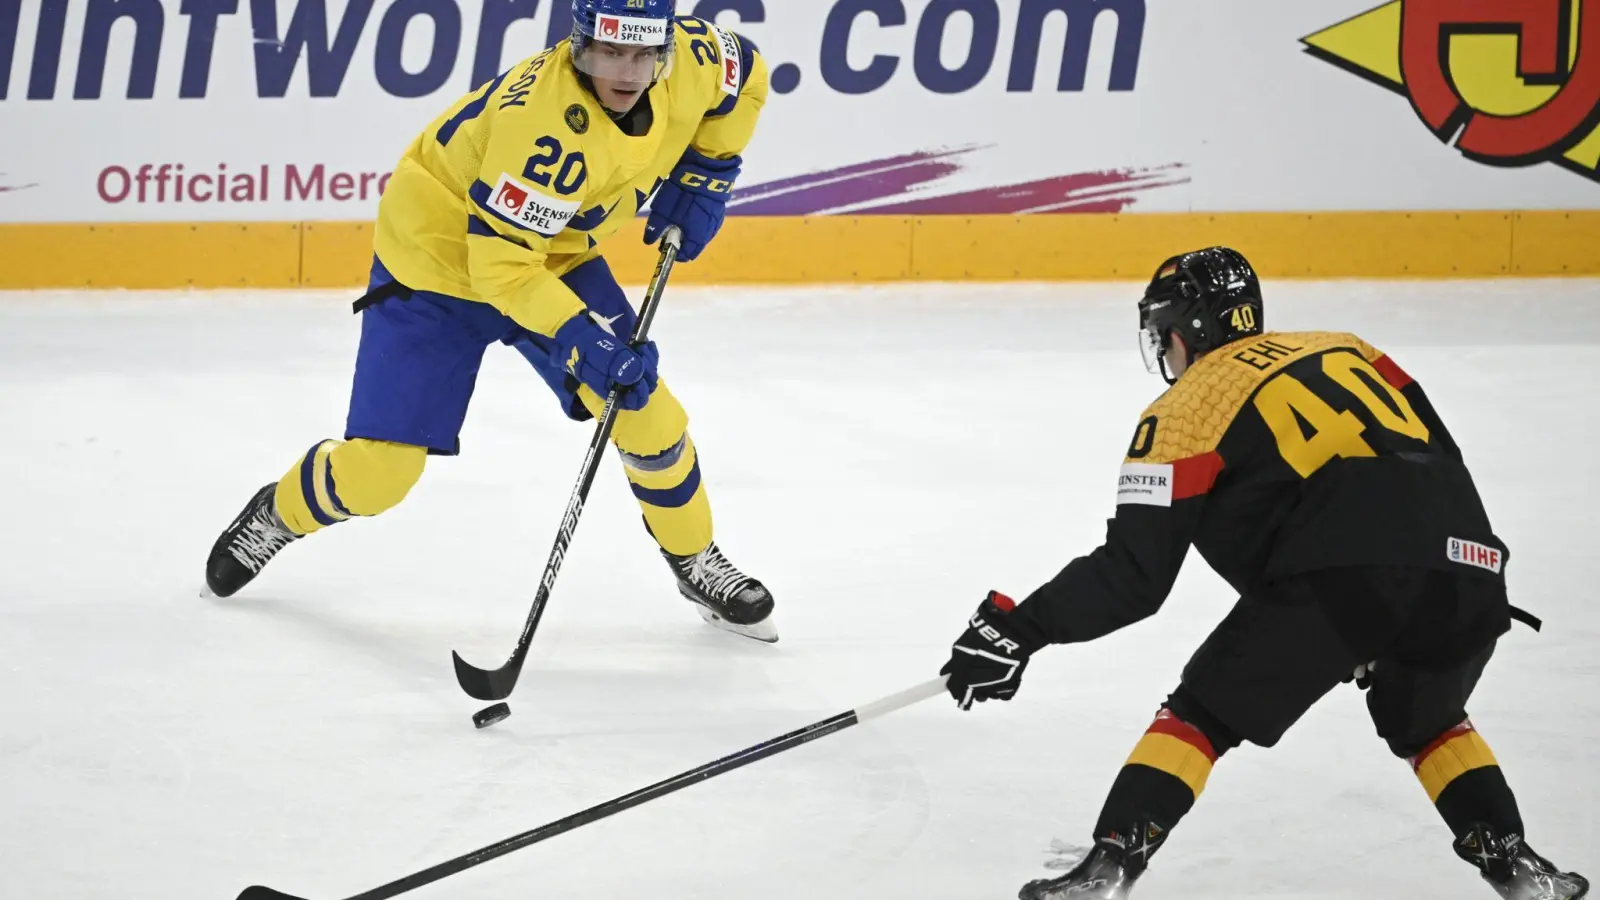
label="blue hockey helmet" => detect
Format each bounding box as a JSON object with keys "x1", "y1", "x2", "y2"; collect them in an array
[{"x1": 571, "y1": 0, "x2": 677, "y2": 84}]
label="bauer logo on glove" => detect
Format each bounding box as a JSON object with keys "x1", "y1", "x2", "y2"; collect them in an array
[
  {"x1": 968, "y1": 611, "x2": 1023, "y2": 655},
  {"x1": 940, "y1": 591, "x2": 1047, "y2": 711}
]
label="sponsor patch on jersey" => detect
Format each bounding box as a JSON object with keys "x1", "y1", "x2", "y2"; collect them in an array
[
  {"x1": 1447, "y1": 538, "x2": 1503, "y2": 574},
  {"x1": 595, "y1": 14, "x2": 669, "y2": 46},
  {"x1": 490, "y1": 172, "x2": 581, "y2": 236},
  {"x1": 711, "y1": 24, "x2": 742, "y2": 96},
  {"x1": 1117, "y1": 463, "x2": 1174, "y2": 507}
]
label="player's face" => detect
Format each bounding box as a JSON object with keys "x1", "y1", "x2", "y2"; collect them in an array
[
  {"x1": 1165, "y1": 333, "x2": 1191, "y2": 379},
  {"x1": 591, "y1": 73, "x2": 649, "y2": 112},
  {"x1": 584, "y1": 43, "x2": 663, "y2": 112}
]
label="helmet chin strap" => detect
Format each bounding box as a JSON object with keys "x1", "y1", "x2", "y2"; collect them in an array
[{"x1": 1158, "y1": 335, "x2": 1194, "y2": 385}]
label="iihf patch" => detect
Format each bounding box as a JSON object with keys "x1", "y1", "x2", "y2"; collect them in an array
[
  {"x1": 565, "y1": 104, "x2": 589, "y2": 135},
  {"x1": 1447, "y1": 537, "x2": 1503, "y2": 574}
]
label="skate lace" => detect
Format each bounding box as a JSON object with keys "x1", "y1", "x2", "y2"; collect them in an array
[
  {"x1": 230, "y1": 505, "x2": 295, "y2": 573},
  {"x1": 688, "y1": 545, "x2": 754, "y2": 600}
]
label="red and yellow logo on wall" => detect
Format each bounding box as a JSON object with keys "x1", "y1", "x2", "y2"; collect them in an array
[{"x1": 1303, "y1": 0, "x2": 1600, "y2": 182}]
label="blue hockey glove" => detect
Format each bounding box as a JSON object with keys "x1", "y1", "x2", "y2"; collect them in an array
[
  {"x1": 644, "y1": 148, "x2": 741, "y2": 262},
  {"x1": 552, "y1": 311, "x2": 659, "y2": 411}
]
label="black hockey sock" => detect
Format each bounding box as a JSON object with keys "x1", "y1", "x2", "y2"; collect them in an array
[{"x1": 1410, "y1": 719, "x2": 1524, "y2": 839}]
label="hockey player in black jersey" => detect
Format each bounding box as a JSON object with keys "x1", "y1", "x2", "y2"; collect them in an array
[{"x1": 940, "y1": 248, "x2": 1589, "y2": 900}]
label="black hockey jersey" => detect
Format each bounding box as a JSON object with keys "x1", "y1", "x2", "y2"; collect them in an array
[{"x1": 1008, "y1": 331, "x2": 1509, "y2": 647}]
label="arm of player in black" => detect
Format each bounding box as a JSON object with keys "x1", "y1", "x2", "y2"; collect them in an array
[
  {"x1": 938, "y1": 494, "x2": 1207, "y2": 709},
  {"x1": 1007, "y1": 498, "x2": 1207, "y2": 646}
]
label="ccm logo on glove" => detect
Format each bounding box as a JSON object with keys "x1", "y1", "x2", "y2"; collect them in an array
[
  {"x1": 553, "y1": 311, "x2": 659, "y2": 412},
  {"x1": 679, "y1": 172, "x2": 734, "y2": 193},
  {"x1": 643, "y1": 148, "x2": 742, "y2": 262}
]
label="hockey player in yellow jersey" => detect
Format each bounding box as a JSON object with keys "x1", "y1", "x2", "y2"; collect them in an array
[{"x1": 204, "y1": 0, "x2": 779, "y2": 642}]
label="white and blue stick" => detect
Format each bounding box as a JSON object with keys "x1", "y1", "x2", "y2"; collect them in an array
[{"x1": 234, "y1": 677, "x2": 949, "y2": 900}]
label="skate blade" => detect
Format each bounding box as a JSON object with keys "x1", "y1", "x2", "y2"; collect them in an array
[{"x1": 695, "y1": 605, "x2": 779, "y2": 643}]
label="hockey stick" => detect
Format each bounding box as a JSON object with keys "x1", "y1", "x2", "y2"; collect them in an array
[
  {"x1": 233, "y1": 676, "x2": 948, "y2": 900},
  {"x1": 451, "y1": 227, "x2": 684, "y2": 702}
]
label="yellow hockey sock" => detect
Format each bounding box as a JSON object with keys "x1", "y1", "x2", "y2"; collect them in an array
[
  {"x1": 274, "y1": 438, "x2": 427, "y2": 536},
  {"x1": 576, "y1": 378, "x2": 714, "y2": 557},
  {"x1": 620, "y1": 433, "x2": 713, "y2": 557}
]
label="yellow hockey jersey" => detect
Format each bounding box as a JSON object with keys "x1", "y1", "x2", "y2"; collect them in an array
[{"x1": 374, "y1": 17, "x2": 769, "y2": 336}]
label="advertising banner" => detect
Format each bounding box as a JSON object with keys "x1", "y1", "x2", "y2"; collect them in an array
[{"x1": 3, "y1": 0, "x2": 1596, "y2": 225}]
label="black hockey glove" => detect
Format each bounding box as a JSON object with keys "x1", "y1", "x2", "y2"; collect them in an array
[{"x1": 941, "y1": 591, "x2": 1047, "y2": 710}]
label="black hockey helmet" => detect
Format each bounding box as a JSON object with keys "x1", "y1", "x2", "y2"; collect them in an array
[{"x1": 1138, "y1": 246, "x2": 1263, "y2": 383}]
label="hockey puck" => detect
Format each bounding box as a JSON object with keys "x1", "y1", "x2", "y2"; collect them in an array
[{"x1": 472, "y1": 702, "x2": 511, "y2": 729}]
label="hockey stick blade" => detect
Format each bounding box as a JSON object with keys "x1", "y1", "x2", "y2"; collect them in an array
[
  {"x1": 231, "y1": 676, "x2": 946, "y2": 900},
  {"x1": 446, "y1": 227, "x2": 683, "y2": 704},
  {"x1": 450, "y1": 648, "x2": 524, "y2": 702},
  {"x1": 237, "y1": 887, "x2": 309, "y2": 900},
  {"x1": 450, "y1": 508, "x2": 569, "y2": 701}
]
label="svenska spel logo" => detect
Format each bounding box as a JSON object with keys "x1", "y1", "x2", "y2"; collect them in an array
[
  {"x1": 493, "y1": 177, "x2": 529, "y2": 214},
  {"x1": 1303, "y1": 0, "x2": 1600, "y2": 183},
  {"x1": 593, "y1": 14, "x2": 666, "y2": 46}
]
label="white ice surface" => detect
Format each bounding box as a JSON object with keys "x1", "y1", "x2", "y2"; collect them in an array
[{"x1": 1, "y1": 279, "x2": 1596, "y2": 900}]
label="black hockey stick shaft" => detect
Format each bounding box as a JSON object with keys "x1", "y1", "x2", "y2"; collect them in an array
[
  {"x1": 450, "y1": 227, "x2": 683, "y2": 702},
  {"x1": 234, "y1": 677, "x2": 948, "y2": 900}
]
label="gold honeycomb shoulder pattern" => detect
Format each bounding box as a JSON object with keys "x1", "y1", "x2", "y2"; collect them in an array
[{"x1": 1128, "y1": 332, "x2": 1379, "y2": 465}]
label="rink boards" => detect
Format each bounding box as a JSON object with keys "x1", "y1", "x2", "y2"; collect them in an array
[
  {"x1": 2, "y1": 210, "x2": 1598, "y2": 290},
  {"x1": 4, "y1": 0, "x2": 1600, "y2": 289}
]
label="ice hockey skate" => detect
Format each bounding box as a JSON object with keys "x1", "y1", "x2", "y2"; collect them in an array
[
  {"x1": 1457, "y1": 826, "x2": 1589, "y2": 900},
  {"x1": 204, "y1": 483, "x2": 300, "y2": 598},
  {"x1": 663, "y1": 541, "x2": 777, "y2": 642},
  {"x1": 1019, "y1": 836, "x2": 1146, "y2": 900}
]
